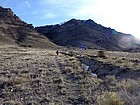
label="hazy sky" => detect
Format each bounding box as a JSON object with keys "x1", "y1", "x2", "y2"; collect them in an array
[{"x1": 0, "y1": 0, "x2": 140, "y2": 38}]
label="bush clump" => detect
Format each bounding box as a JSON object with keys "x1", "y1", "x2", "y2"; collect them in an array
[
  {"x1": 98, "y1": 92, "x2": 124, "y2": 105},
  {"x1": 68, "y1": 51, "x2": 75, "y2": 56},
  {"x1": 97, "y1": 50, "x2": 106, "y2": 58}
]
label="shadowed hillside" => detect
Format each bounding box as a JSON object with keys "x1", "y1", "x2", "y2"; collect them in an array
[
  {"x1": 36, "y1": 19, "x2": 140, "y2": 51},
  {"x1": 0, "y1": 6, "x2": 57, "y2": 48}
]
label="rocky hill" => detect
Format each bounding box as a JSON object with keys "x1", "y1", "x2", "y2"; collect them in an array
[
  {"x1": 36, "y1": 19, "x2": 140, "y2": 51},
  {"x1": 0, "y1": 6, "x2": 57, "y2": 48}
]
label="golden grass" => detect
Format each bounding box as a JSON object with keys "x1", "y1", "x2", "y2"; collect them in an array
[{"x1": 0, "y1": 44, "x2": 140, "y2": 104}]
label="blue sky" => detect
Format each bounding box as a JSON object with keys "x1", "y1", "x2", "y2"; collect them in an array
[{"x1": 0, "y1": 0, "x2": 140, "y2": 38}]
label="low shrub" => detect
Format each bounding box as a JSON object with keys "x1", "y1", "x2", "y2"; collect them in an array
[
  {"x1": 97, "y1": 50, "x2": 106, "y2": 58},
  {"x1": 98, "y1": 92, "x2": 124, "y2": 105}
]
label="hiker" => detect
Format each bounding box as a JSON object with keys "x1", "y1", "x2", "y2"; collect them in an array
[{"x1": 56, "y1": 50, "x2": 59, "y2": 55}]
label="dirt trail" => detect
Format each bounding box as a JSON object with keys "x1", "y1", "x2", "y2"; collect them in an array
[{"x1": 53, "y1": 55, "x2": 83, "y2": 103}]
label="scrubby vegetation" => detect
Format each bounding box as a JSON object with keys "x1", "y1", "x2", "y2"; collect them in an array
[
  {"x1": 98, "y1": 92, "x2": 124, "y2": 105},
  {"x1": 0, "y1": 44, "x2": 140, "y2": 104},
  {"x1": 97, "y1": 50, "x2": 106, "y2": 58}
]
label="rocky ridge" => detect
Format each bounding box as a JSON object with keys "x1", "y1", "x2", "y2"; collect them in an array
[
  {"x1": 36, "y1": 19, "x2": 140, "y2": 51},
  {"x1": 0, "y1": 6, "x2": 57, "y2": 48}
]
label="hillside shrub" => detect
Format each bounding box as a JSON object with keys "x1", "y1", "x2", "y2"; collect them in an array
[
  {"x1": 98, "y1": 92, "x2": 124, "y2": 105},
  {"x1": 68, "y1": 51, "x2": 74, "y2": 56},
  {"x1": 97, "y1": 50, "x2": 106, "y2": 58}
]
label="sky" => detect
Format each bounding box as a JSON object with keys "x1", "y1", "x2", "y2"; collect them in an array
[{"x1": 0, "y1": 0, "x2": 140, "y2": 38}]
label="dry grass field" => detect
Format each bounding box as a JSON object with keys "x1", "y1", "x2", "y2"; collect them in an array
[{"x1": 0, "y1": 44, "x2": 140, "y2": 105}]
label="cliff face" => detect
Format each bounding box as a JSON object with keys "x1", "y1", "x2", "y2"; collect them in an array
[
  {"x1": 36, "y1": 19, "x2": 139, "y2": 51},
  {"x1": 0, "y1": 6, "x2": 57, "y2": 48}
]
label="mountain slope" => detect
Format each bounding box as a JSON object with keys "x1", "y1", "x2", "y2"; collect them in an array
[
  {"x1": 0, "y1": 6, "x2": 57, "y2": 48},
  {"x1": 36, "y1": 19, "x2": 139, "y2": 51}
]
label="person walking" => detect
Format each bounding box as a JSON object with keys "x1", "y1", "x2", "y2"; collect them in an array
[{"x1": 56, "y1": 50, "x2": 59, "y2": 55}]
